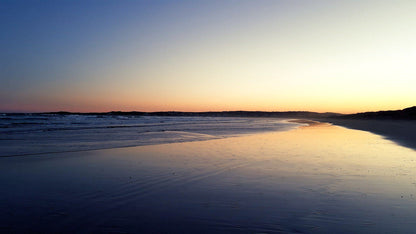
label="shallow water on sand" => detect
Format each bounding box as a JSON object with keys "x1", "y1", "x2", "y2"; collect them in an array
[
  {"x1": 1, "y1": 123, "x2": 416, "y2": 233},
  {"x1": 0, "y1": 115, "x2": 297, "y2": 157}
]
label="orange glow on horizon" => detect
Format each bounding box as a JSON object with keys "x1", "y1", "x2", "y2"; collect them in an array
[{"x1": 1, "y1": 1, "x2": 415, "y2": 114}]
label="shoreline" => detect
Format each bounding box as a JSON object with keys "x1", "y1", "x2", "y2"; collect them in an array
[
  {"x1": 288, "y1": 118, "x2": 416, "y2": 151},
  {"x1": 0, "y1": 118, "x2": 303, "y2": 158},
  {"x1": 320, "y1": 118, "x2": 416, "y2": 151},
  {"x1": 2, "y1": 117, "x2": 415, "y2": 158}
]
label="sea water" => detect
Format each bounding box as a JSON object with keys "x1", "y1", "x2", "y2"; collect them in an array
[{"x1": 0, "y1": 114, "x2": 299, "y2": 157}]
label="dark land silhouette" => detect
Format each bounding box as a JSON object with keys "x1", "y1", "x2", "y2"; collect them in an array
[{"x1": 29, "y1": 106, "x2": 414, "y2": 120}]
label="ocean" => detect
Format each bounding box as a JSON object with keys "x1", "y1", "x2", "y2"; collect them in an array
[{"x1": 0, "y1": 114, "x2": 299, "y2": 157}]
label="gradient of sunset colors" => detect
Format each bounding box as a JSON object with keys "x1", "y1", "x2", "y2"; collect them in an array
[{"x1": 1, "y1": 1, "x2": 415, "y2": 113}]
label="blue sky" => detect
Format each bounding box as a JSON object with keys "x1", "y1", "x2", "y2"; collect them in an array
[{"x1": 1, "y1": 1, "x2": 415, "y2": 112}]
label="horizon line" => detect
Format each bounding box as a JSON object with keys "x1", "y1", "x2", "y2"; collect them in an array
[{"x1": 1, "y1": 106, "x2": 415, "y2": 115}]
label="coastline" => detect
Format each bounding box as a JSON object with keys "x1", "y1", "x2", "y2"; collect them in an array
[
  {"x1": 0, "y1": 117, "x2": 302, "y2": 157},
  {"x1": 320, "y1": 118, "x2": 416, "y2": 151}
]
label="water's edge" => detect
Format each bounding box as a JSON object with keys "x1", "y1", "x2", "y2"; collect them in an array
[{"x1": 0, "y1": 115, "x2": 303, "y2": 157}]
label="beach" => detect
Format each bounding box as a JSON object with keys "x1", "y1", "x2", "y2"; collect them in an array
[
  {"x1": 1, "y1": 121, "x2": 416, "y2": 233},
  {"x1": 325, "y1": 119, "x2": 416, "y2": 151},
  {"x1": 3, "y1": 1, "x2": 415, "y2": 232}
]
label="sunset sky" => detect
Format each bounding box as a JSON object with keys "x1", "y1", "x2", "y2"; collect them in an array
[{"x1": 1, "y1": 0, "x2": 415, "y2": 113}]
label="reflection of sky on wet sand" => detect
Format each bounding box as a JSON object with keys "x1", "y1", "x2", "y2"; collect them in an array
[{"x1": 1, "y1": 123, "x2": 416, "y2": 233}]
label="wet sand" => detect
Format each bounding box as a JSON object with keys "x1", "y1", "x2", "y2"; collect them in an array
[
  {"x1": 1, "y1": 124, "x2": 416, "y2": 233},
  {"x1": 323, "y1": 119, "x2": 416, "y2": 151}
]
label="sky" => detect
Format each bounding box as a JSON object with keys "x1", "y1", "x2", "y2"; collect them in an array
[{"x1": 1, "y1": 0, "x2": 415, "y2": 113}]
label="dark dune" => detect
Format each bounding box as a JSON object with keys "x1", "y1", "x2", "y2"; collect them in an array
[{"x1": 338, "y1": 106, "x2": 416, "y2": 120}]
